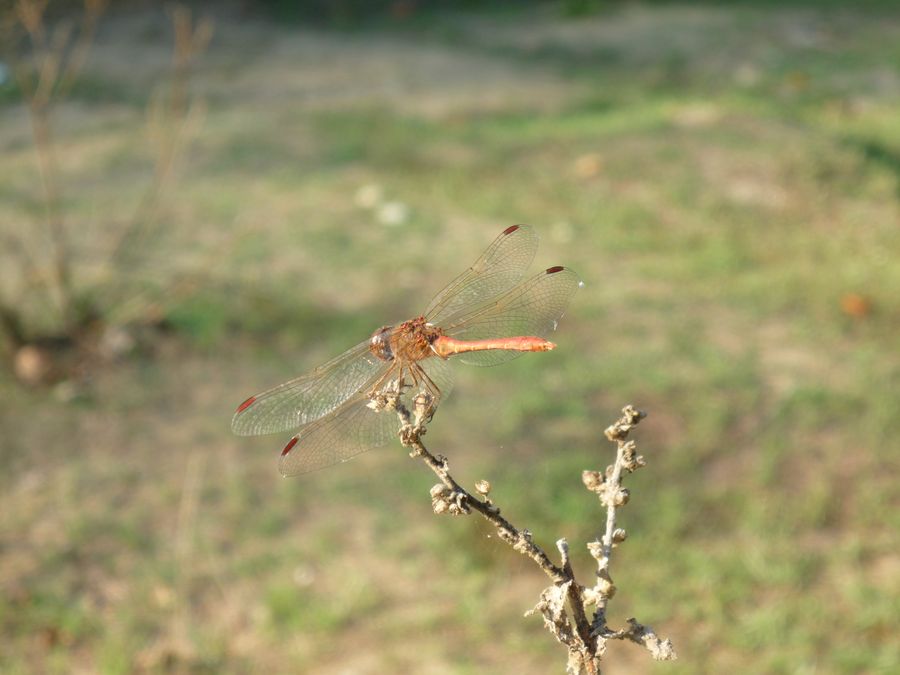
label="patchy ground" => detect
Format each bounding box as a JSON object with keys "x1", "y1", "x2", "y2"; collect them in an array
[{"x1": 1, "y1": 2, "x2": 898, "y2": 673}]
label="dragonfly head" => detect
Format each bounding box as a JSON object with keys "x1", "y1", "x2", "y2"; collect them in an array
[{"x1": 369, "y1": 325, "x2": 395, "y2": 362}]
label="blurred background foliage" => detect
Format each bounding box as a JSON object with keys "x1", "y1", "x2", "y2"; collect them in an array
[{"x1": 1, "y1": 1, "x2": 898, "y2": 673}]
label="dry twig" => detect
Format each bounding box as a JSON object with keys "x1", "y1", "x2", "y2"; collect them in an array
[{"x1": 383, "y1": 394, "x2": 676, "y2": 674}]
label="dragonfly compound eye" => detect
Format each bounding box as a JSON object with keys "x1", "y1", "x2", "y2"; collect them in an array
[{"x1": 369, "y1": 326, "x2": 395, "y2": 362}]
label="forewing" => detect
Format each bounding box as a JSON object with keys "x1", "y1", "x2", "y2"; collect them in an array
[
  {"x1": 443, "y1": 266, "x2": 582, "y2": 366},
  {"x1": 231, "y1": 339, "x2": 386, "y2": 436},
  {"x1": 425, "y1": 225, "x2": 538, "y2": 326}
]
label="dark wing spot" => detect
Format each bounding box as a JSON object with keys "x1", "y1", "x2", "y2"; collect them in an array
[
  {"x1": 503, "y1": 224, "x2": 521, "y2": 235},
  {"x1": 236, "y1": 396, "x2": 256, "y2": 413},
  {"x1": 281, "y1": 436, "x2": 299, "y2": 456},
  {"x1": 546, "y1": 265, "x2": 565, "y2": 274}
]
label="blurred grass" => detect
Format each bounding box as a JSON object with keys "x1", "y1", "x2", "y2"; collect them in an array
[{"x1": 1, "y1": 2, "x2": 899, "y2": 673}]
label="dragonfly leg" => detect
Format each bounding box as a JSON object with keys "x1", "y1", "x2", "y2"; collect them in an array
[
  {"x1": 393, "y1": 365, "x2": 417, "y2": 395},
  {"x1": 412, "y1": 363, "x2": 441, "y2": 422},
  {"x1": 414, "y1": 364, "x2": 436, "y2": 397},
  {"x1": 368, "y1": 362, "x2": 399, "y2": 398}
]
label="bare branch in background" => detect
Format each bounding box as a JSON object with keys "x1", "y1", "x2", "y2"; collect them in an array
[
  {"x1": 56, "y1": 0, "x2": 107, "y2": 96},
  {"x1": 9, "y1": 0, "x2": 74, "y2": 327},
  {"x1": 0, "y1": 1, "x2": 214, "y2": 384},
  {"x1": 384, "y1": 394, "x2": 677, "y2": 674},
  {"x1": 5, "y1": 0, "x2": 106, "y2": 331},
  {"x1": 108, "y1": 5, "x2": 213, "y2": 269}
]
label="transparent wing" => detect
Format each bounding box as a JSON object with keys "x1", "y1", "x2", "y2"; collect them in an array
[
  {"x1": 424, "y1": 225, "x2": 539, "y2": 326},
  {"x1": 231, "y1": 339, "x2": 387, "y2": 436},
  {"x1": 279, "y1": 356, "x2": 454, "y2": 476},
  {"x1": 443, "y1": 266, "x2": 582, "y2": 366},
  {"x1": 278, "y1": 389, "x2": 401, "y2": 476}
]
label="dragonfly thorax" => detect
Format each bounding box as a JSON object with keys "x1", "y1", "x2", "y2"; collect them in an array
[{"x1": 369, "y1": 317, "x2": 443, "y2": 363}]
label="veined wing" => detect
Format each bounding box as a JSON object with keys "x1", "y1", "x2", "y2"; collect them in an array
[
  {"x1": 231, "y1": 339, "x2": 386, "y2": 436},
  {"x1": 424, "y1": 225, "x2": 538, "y2": 327},
  {"x1": 442, "y1": 266, "x2": 582, "y2": 366},
  {"x1": 279, "y1": 355, "x2": 454, "y2": 476},
  {"x1": 278, "y1": 389, "x2": 400, "y2": 476}
]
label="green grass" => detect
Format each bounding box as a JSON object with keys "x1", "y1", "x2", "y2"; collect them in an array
[{"x1": 1, "y1": 2, "x2": 899, "y2": 673}]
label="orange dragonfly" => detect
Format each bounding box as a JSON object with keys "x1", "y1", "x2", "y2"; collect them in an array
[{"x1": 232, "y1": 225, "x2": 582, "y2": 475}]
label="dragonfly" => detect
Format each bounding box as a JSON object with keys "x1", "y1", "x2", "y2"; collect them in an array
[{"x1": 232, "y1": 225, "x2": 582, "y2": 476}]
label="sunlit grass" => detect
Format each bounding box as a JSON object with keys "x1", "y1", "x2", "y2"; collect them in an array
[{"x1": 1, "y1": 2, "x2": 898, "y2": 673}]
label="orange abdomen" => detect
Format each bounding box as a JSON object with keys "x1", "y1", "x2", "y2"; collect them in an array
[{"x1": 431, "y1": 335, "x2": 555, "y2": 358}]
